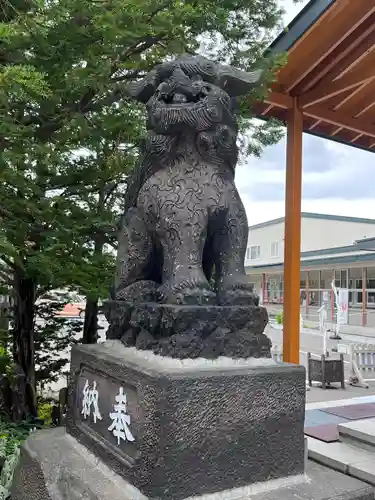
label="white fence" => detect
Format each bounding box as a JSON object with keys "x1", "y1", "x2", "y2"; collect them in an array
[
  {"x1": 337, "y1": 342, "x2": 375, "y2": 387},
  {"x1": 351, "y1": 344, "x2": 375, "y2": 374}
]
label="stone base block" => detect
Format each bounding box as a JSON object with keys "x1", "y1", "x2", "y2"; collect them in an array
[
  {"x1": 104, "y1": 301, "x2": 270, "y2": 359},
  {"x1": 64, "y1": 341, "x2": 305, "y2": 500},
  {"x1": 11, "y1": 428, "x2": 375, "y2": 500}
]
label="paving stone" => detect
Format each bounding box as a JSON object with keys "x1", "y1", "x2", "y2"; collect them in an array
[
  {"x1": 307, "y1": 395, "x2": 375, "y2": 411},
  {"x1": 339, "y1": 418, "x2": 375, "y2": 447},
  {"x1": 305, "y1": 409, "x2": 349, "y2": 428},
  {"x1": 307, "y1": 437, "x2": 375, "y2": 473},
  {"x1": 321, "y1": 403, "x2": 375, "y2": 420},
  {"x1": 349, "y1": 460, "x2": 375, "y2": 486},
  {"x1": 304, "y1": 424, "x2": 339, "y2": 443}
]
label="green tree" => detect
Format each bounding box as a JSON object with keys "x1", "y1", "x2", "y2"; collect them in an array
[
  {"x1": 53, "y1": 104, "x2": 140, "y2": 344},
  {"x1": 34, "y1": 300, "x2": 82, "y2": 392},
  {"x1": 0, "y1": 0, "x2": 295, "y2": 420}
]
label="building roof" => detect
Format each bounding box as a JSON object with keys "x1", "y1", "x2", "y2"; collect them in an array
[
  {"x1": 253, "y1": 0, "x2": 375, "y2": 154},
  {"x1": 245, "y1": 245, "x2": 375, "y2": 272},
  {"x1": 269, "y1": 0, "x2": 335, "y2": 53},
  {"x1": 353, "y1": 236, "x2": 375, "y2": 251},
  {"x1": 245, "y1": 251, "x2": 375, "y2": 272},
  {"x1": 249, "y1": 212, "x2": 375, "y2": 230},
  {"x1": 246, "y1": 234, "x2": 375, "y2": 272}
]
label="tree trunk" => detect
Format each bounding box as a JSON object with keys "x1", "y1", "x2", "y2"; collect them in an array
[
  {"x1": 12, "y1": 270, "x2": 38, "y2": 421},
  {"x1": 82, "y1": 298, "x2": 99, "y2": 344},
  {"x1": 82, "y1": 237, "x2": 104, "y2": 345}
]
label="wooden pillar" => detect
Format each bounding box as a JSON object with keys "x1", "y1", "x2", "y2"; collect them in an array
[
  {"x1": 331, "y1": 270, "x2": 335, "y2": 322},
  {"x1": 318, "y1": 270, "x2": 322, "y2": 305},
  {"x1": 283, "y1": 98, "x2": 303, "y2": 364},
  {"x1": 362, "y1": 267, "x2": 367, "y2": 327},
  {"x1": 305, "y1": 270, "x2": 309, "y2": 317},
  {"x1": 261, "y1": 273, "x2": 266, "y2": 304}
]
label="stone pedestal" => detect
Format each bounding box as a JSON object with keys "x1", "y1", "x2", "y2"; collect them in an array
[
  {"x1": 11, "y1": 341, "x2": 375, "y2": 499},
  {"x1": 64, "y1": 341, "x2": 305, "y2": 499},
  {"x1": 44, "y1": 341, "x2": 307, "y2": 499}
]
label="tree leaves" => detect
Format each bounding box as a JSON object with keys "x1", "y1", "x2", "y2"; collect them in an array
[{"x1": 0, "y1": 0, "x2": 294, "y2": 408}]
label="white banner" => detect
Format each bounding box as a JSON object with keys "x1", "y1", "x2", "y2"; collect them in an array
[{"x1": 338, "y1": 288, "x2": 349, "y2": 325}]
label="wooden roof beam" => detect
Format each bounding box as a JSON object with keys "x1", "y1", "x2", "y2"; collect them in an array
[
  {"x1": 263, "y1": 92, "x2": 293, "y2": 109},
  {"x1": 331, "y1": 127, "x2": 343, "y2": 136},
  {"x1": 350, "y1": 133, "x2": 363, "y2": 143},
  {"x1": 297, "y1": 17, "x2": 375, "y2": 93},
  {"x1": 333, "y1": 80, "x2": 373, "y2": 112},
  {"x1": 262, "y1": 92, "x2": 375, "y2": 140},
  {"x1": 308, "y1": 120, "x2": 321, "y2": 131},
  {"x1": 282, "y1": 2, "x2": 375, "y2": 92},
  {"x1": 304, "y1": 106, "x2": 375, "y2": 139},
  {"x1": 351, "y1": 94, "x2": 375, "y2": 118},
  {"x1": 299, "y1": 65, "x2": 375, "y2": 108}
]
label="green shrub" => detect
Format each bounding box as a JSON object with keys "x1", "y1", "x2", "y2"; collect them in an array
[
  {"x1": 275, "y1": 311, "x2": 284, "y2": 325},
  {"x1": 0, "y1": 419, "x2": 36, "y2": 500},
  {"x1": 0, "y1": 400, "x2": 53, "y2": 498},
  {"x1": 38, "y1": 402, "x2": 53, "y2": 427}
]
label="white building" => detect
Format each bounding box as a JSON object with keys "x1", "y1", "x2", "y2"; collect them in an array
[
  {"x1": 245, "y1": 212, "x2": 375, "y2": 328},
  {"x1": 245, "y1": 212, "x2": 375, "y2": 268}
]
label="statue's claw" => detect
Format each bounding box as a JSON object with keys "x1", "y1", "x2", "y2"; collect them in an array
[
  {"x1": 159, "y1": 273, "x2": 216, "y2": 306},
  {"x1": 217, "y1": 274, "x2": 258, "y2": 306}
]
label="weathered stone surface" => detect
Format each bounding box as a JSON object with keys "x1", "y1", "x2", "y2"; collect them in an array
[
  {"x1": 103, "y1": 55, "x2": 273, "y2": 359},
  {"x1": 64, "y1": 341, "x2": 305, "y2": 500},
  {"x1": 114, "y1": 55, "x2": 262, "y2": 310},
  {"x1": 11, "y1": 428, "x2": 375, "y2": 500},
  {"x1": 105, "y1": 301, "x2": 270, "y2": 359}
]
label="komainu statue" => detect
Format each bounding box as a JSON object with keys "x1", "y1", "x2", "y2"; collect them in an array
[{"x1": 106, "y1": 55, "x2": 271, "y2": 359}]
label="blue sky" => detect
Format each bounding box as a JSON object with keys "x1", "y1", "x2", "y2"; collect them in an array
[{"x1": 236, "y1": 0, "x2": 375, "y2": 226}]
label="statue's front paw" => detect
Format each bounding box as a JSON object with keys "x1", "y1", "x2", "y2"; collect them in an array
[
  {"x1": 167, "y1": 288, "x2": 216, "y2": 306},
  {"x1": 217, "y1": 275, "x2": 259, "y2": 306},
  {"x1": 159, "y1": 274, "x2": 216, "y2": 305}
]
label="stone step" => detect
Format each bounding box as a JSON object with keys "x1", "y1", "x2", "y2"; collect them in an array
[
  {"x1": 339, "y1": 418, "x2": 375, "y2": 452},
  {"x1": 307, "y1": 436, "x2": 375, "y2": 485}
]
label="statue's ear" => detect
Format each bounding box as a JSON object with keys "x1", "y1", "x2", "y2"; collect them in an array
[
  {"x1": 126, "y1": 69, "x2": 158, "y2": 103},
  {"x1": 216, "y1": 66, "x2": 263, "y2": 97}
]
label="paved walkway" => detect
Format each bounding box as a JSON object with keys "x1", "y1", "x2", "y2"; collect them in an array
[{"x1": 306, "y1": 382, "x2": 375, "y2": 406}]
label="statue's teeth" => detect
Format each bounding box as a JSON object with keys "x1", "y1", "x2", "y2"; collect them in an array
[{"x1": 172, "y1": 93, "x2": 187, "y2": 103}]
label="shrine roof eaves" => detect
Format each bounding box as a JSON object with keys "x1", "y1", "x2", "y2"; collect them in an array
[
  {"x1": 269, "y1": 0, "x2": 336, "y2": 53},
  {"x1": 255, "y1": 0, "x2": 375, "y2": 154}
]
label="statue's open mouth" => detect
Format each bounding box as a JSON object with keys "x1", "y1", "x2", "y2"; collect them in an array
[{"x1": 157, "y1": 87, "x2": 210, "y2": 107}]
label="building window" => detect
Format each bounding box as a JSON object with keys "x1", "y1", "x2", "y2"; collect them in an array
[
  {"x1": 246, "y1": 248, "x2": 250, "y2": 260},
  {"x1": 270, "y1": 241, "x2": 279, "y2": 258},
  {"x1": 334, "y1": 269, "x2": 348, "y2": 288},
  {"x1": 249, "y1": 245, "x2": 260, "y2": 260}
]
